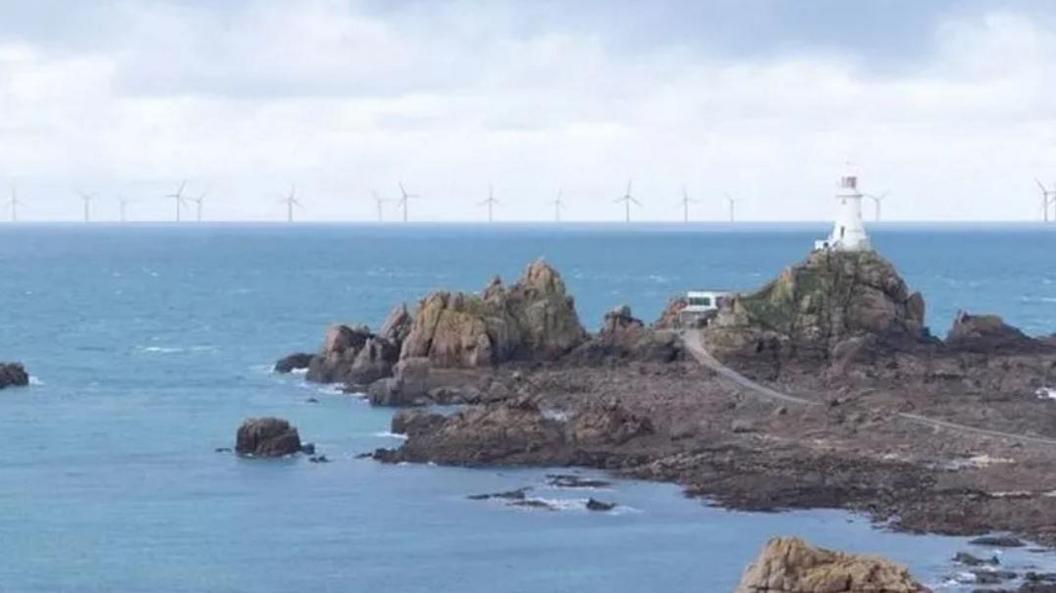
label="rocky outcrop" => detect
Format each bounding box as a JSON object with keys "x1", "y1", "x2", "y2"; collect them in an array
[
  {"x1": 379, "y1": 304, "x2": 414, "y2": 344},
  {"x1": 703, "y1": 250, "x2": 929, "y2": 373},
  {"x1": 654, "y1": 296, "x2": 688, "y2": 329},
  {"x1": 399, "y1": 259, "x2": 587, "y2": 368},
  {"x1": 235, "y1": 417, "x2": 303, "y2": 457},
  {"x1": 274, "y1": 352, "x2": 312, "y2": 373},
  {"x1": 734, "y1": 537, "x2": 928, "y2": 593},
  {"x1": 567, "y1": 305, "x2": 683, "y2": 364},
  {"x1": 0, "y1": 363, "x2": 29, "y2": 389},
  {"x1": 306, "y1": 324, "x2": 400, "y2": 384},
  {"x1": 379, "y1": 396, "x2": 653, "y2": 466},
  {"x1": 946, "y1": 311, "x2": 1043, "y2": 354}
]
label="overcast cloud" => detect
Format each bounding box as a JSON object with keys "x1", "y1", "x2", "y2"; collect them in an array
[{"x1": 1, "y1": 0, "x2": 1055, "y2": 222}]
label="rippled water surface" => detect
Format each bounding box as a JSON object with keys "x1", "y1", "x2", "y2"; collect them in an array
[{"x1": 2, "y1": 222, "x2": 1056, "y2": 592}]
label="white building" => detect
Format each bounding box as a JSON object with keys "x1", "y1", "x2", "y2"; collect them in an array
[{"x1": 814, "y1": 174, "x2": 871, "y2": 252}]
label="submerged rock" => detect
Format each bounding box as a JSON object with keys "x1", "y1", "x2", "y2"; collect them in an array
[
  {"x1": 734, "y1": 537, "x2": 928, "y2": 593},
  {"x1": 585, "y1": 498, "x2": 616, "y2": 511},
  {"x1": 0, "y1": 363, "x2": 29, "y2": 389},
  {"x1": 467, "y1": 487, "x2": 531, "y2": 501},
  {"x1": 546, "y1": 474, "x2": 611, "y2": 489},
  {"x1": 969, "y1": 535, "x2": 1026, "y2": 548},
  {"x1": 399, "y1": 259, "x2": 587, "y2": 368},
  {"x1": 235, "y1": 417, "x2": 303, "y2": 457}
]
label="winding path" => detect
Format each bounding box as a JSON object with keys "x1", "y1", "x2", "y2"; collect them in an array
[{"x1": 681, "y1": 329, "x2": 1056, "y2": 448}]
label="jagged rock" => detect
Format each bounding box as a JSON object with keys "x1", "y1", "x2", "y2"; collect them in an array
[
  {"x1": 274, "y1": 352, "x2": 313, "y2": 373},
  {"x1": 602, "y1": 305, "x2": 643, "y2": 333},
  {"x1": 399, "y1": 259, "x2": 587, "y2": 368},
  {"x1": 734, "y1": 537, "x2": 928, "y2": 593},
  {"x1": 654, "y1": 296, "x2": 688, "y2": 329},
  {"x1": 379, "y1": 303, "x2": 414, "y2": 344},
  {"x1": 235, "y1": 417, "x2": 303, "y2": 457},
  {"x1": 704, "y1": 250, "x2": 929, "y2": 371},
  {"x1": 953, "y1": 551, "x2": 1000, "y2": 566},
  {"x1": 947, "y1": 311, "x2": 1042, "y2": 354},
  {"x1": 568, "y1": 305, "x2": 683, "y2": 364},
  {"x1": 0, "y1": 363, "x2": 29, "y2": 389},
  {"x1": 306, "y1": 324, "x2": 399, "y2": 384}
]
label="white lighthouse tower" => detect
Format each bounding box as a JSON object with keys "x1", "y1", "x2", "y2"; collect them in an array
[{"x1": 815, "y1": 174, "x2": 871, "y2": 252}]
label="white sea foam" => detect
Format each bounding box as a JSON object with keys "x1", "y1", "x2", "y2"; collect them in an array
[
  {"x1": 289, "y1": 368, "x2": 308, "y2": 375},
  {"x1": 373, "y1": 431, "x2": 408, "y2": 440},
  {"x1": 141, "y1": 345, "x2": 217, "y2": 355},
  {"x1": 1036, "y1": 387, "x2": 1056, "y2": 400},
  {"x1": 28, "y1": 376, "x2": 44, "y2": 386}
]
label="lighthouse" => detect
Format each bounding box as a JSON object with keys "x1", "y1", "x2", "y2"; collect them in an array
[{"x1": 814, "y1": 175, "x2": 871, "y2": 252}]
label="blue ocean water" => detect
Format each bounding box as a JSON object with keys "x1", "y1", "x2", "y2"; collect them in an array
[{"x1": 1, "y1": 222, "x2": 1055, "y2": 593}]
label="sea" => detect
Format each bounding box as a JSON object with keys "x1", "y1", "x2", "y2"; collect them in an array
[{"x1": 2, "y1": 222, "x2": 1055, "y2": 593}]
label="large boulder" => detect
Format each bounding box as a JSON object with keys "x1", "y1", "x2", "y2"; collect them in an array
[
  {"x1": 235, "y1": 417, "x2": 303, "y2": 457},
  {"x1": 704, "y1": 250, "x2": 929, "y2": 369},
  {"x1": 735, "y1": 537, "x2": 929, "y2": 593},
  {"x1": 0, "y1": 363, "x2": 29, "y2": 389},
  {"x1": 399, "y1": 260, "x2": 587, "y2": 368},
  {"x1": 946, "y1": 310, "x2": 1042, "y2": 354}
]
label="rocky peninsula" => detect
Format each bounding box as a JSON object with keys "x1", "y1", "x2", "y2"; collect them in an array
[{"x1": 278, "y1": 252, "x2": 1056, "y2": 548}]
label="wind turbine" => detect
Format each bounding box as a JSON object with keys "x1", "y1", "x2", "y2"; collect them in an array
[
  {"x1": 5, "y1": 185, "x2": 19, "y2": 222},
  {"x1": 548, "y1": 189, "x2": 565, "y2": 222},
  {"x1": 725, "y1": 193, "x2": 737, "y2": 223},
  {"x1": 371, "y1": 191, "x2": 389, "y2": 222},
  {"x1": 164, "y1": 180, "x2": 189, "y2": 222},
  {"x1": 613, "y1": 179, "x2": 641, "y2": 223},
  {"x1": 187, "y1": 191, "x2": 207, "y2": 222},
  {"x1": 1035, "y1": 178, "x2": 1055, "y2": 223},
  {"x1": 77, "y1": 191, "x2": 96, "y2": 223},
  {"x1": 118, "y1": 197, "x2": 133, "y2": 223},
  {"x1": 279, "y1": 185, "x2": 302, "y2": 223},
  {"x1": 396, "y1": 181, "x2": 419, "y2": 223},
  {"x1": 678, "y1": 186, "x2": 698, "y2": 223},
  {"x1": 864, "y1": 191, "x2": 889, "y2": 222},
  {"x1": 478, "y1": 184, "x2": 499, "y2": 223}
]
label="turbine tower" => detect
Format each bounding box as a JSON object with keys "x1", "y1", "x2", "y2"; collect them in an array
[
  {"x1": 725, "y1": 193, "x2": 737, "y2": 223},
  {"x1": 119, "y1": 197, "x2": 132, "y2": 223},
  {"x1": 5, "y1": 185, "x2": 19, "y2": 222},
  {"x1": 1036, "y1": 179, "x2": 1055, "y2": 223},
  {"x1": 77, "y1": 191, "x2": 95, "y2": 223},
  {"x1": 187, "y1": 191, "x2": 207, "y2": 222},
  {"x1": 548, "y1": 189, "x2": 565, "y2": 222},
  {"x1": 613, "y1": 179, "x2": 641, "y2": 223},
  {"x1": 478, "y1": 184, "x2": 499, "y2": 223},
  {"x1": 396, "y1": 181, "x2": 419, "y2": 223},
  {"x1": 864, "y1": 191, "x2": 889, "y2": 222},
  {"x1": 279, "y1": 185, "x2": 301, "y2": 222},
  {"x1": 164, "y1": 180, "x2": 189, "y2": 222},
  {"x1": 678, "y1": 186, "x2": 698, "y2": 223},
  {"x1": 372, "y1": 191, "x2": 388, "y2": 222}
]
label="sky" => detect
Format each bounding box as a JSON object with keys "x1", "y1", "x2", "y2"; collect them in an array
[{"x1": 1, "y1": 0, "x2": 1056, "y2": 222}]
